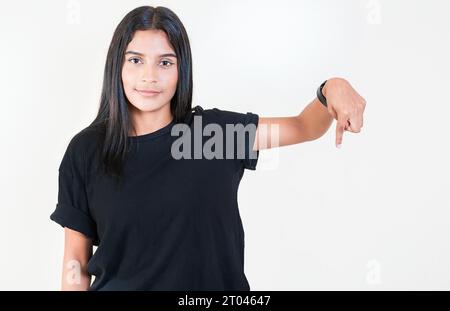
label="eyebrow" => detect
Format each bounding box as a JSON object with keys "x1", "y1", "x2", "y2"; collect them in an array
[{"x1": 125, "y1": 50, "x2": 177, "y2": 58}]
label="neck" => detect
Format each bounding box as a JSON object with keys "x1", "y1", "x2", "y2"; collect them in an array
[{"x1": 128, "y1": 103, "x2": 173, "y2": 136}]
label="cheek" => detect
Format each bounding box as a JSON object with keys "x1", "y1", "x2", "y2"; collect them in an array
[
  {"x1": 121, "y1": 68, "x2": 141, "y2": 106},
  {"x1": 162, "y1": 69, "x2": 178, "y2": 91},
  {"x1": 121, "y1": 67, "x2": 135, "y2": 91}
]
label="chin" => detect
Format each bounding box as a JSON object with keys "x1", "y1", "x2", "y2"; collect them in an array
[{"x1": 128, "y1": 99, "x2": 168, "y2": 113}]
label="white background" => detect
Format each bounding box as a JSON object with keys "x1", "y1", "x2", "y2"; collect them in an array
[{"x1": 1, "y1": 0, "x2": 449, "y2": 290}]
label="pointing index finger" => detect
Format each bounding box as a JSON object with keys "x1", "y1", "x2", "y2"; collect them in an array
[{"x1": 336, "y1": 116, "x2": 347, "y2": 148}]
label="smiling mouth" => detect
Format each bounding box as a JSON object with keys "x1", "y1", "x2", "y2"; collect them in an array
[{"x1": 136, "y1": 89, "x2": 161, "y2": 97}]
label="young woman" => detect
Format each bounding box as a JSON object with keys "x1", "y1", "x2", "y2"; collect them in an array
[{"x1": 50, "y1": 6, "x2": 366, "y2": 291}]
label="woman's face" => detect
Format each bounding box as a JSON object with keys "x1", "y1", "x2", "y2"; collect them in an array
[{"x1": 122, "y1": 29, "x2": 178, "y2": 113}]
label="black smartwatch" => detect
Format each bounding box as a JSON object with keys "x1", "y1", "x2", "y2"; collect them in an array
[{"x1": 317, "y1": 80, "x2": 328, "y2": 108}]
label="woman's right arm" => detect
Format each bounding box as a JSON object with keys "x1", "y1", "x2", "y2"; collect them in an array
[{"x1": 61, "y1": 228, "x2": 93, "y2": 290}]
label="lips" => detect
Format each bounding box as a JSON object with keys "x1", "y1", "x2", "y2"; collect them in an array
[
  {"x1": 136, "y1": 89, "x2": 161, "y2": 93},
  {"x1": 136, "y1": 89, "x2": 161, "y2": 97}
]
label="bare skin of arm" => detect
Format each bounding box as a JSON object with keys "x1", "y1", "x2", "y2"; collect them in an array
[
  {"x1": 253, "y1": 97, "x2": 334, "y2": 151},
  {"x1": 253, "y1": 78, "x2": 366, "y2": 151},
  {"x1": 61, "y1": 228, "x2": 93, "y2": 291}
]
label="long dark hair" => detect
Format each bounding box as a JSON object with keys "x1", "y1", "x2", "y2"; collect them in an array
[{"x1": 90, "y1": 6, "x2": 193, "y2": 179}]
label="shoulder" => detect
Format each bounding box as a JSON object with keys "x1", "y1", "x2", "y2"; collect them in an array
[
  {"x1": 67, "y1": 124, "x2": 103, "y2": 155},
  {"x1": 195, "y1": 105, "x2": 259, "y2": 128},
  {"x1": 60, "y1": 123, "x2": 104, "y2": 172}
]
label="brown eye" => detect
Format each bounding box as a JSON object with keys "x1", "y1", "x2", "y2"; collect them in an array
[
  {"x1": 160, "y1": 60, "x2": 174, "y2": 67},
  {"x1": 128, "y1": 57, "x2": 142, "y2": 64}
]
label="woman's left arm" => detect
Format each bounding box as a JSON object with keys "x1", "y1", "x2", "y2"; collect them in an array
[{"x1": 253, "y1": 77, "x2": 366, "y2": 150}]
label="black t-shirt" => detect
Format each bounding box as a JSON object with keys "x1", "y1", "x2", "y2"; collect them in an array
[{"x1": 50, "y1": 105, "x2": 259, "y2": 291}]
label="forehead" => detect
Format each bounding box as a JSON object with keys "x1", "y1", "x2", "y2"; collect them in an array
[{"x1": 126, "y1": 29, "x2": 175, "y2": 55}]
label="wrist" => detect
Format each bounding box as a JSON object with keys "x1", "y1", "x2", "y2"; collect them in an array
[
  {"x1": 322, "y1": 80, "x2": 328, "y2": 97},
  {"x1": 316, "y1": 80, "x2": 328, "y2": 108}
]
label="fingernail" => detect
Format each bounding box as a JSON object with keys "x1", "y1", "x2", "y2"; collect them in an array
[{"x1": 337, "y1": 144, "x2": 342, "y2": 149}]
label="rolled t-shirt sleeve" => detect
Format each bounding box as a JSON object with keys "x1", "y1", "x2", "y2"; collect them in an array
[
  {"x1": 210, "y1": 107, "x2": 260, "y2": 170},
  {"x1": 50, "y1": 135, "x2": 99, "y2": 246}
]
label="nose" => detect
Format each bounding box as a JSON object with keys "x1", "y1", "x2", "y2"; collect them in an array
[{"x1": 141, "y1": 63, "x2": 158, "y2": 83}]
